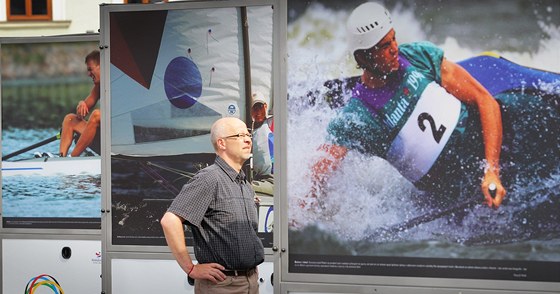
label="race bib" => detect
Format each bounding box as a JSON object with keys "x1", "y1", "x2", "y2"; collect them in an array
[{"x1": 386, "y1": 82, "x2": 461, "y2": 182}]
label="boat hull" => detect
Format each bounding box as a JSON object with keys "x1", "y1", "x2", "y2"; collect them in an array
[{"x1": 1, "y1": 157, "x2": 101, "y2": 177}]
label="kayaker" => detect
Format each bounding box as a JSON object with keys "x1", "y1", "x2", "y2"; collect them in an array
[
  {"x1": 309, "y1": 2, "x2": 506, "y2": 208},
  {"x1": 59, "y1": 50, "x2": 101, "y2": 157}
]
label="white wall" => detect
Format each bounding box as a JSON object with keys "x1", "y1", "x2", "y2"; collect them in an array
[
  {"x1": 112, "y1": 259, "x2": 274, "y2": 294},
  {"x1": 0, "y1": 0, "x2": 125, "y2": 37},
  {"x1": 2, "y1": 239, "x2": 102, "y2": 294}
]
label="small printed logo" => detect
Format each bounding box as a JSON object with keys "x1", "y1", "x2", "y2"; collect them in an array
[
  {"x1": 92, "y1": 251, "x2": 102, "y2": 264},
  {"x1": 25, "y1": 274, "x2": 64, "y2": 294},
  {"x1": 265, "y1": 205, "x2": 274, "y2": 233},
  {"x1": 403, "y1": 87, "x2": 410, "y2": 96},
  {"x1": 227, "y1": 104, "x2": 237, "y2": 115}
]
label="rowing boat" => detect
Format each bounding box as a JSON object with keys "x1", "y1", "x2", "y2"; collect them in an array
[{"x1": 1, "y1": 156, "x2": 101, "y2": 177}]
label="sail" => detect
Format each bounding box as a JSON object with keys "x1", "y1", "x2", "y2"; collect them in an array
[{"x1": 110, "y1": 6, "x2": 273, "y2": 157}]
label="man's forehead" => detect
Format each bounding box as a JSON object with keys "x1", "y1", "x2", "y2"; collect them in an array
[
  {"x1": 86, "y1": 60, "x2": 99, "y2": 67},
  {"x1": 229, "y1": 120, "x2": 248, "y2": 130},
  {"x1": 378, "y1": 29, "x2": 395, "y2": 44}
]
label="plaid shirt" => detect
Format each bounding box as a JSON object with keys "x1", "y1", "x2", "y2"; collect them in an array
[{"x1": 167, "y1": 156, "x2": 264, "y2": 269}]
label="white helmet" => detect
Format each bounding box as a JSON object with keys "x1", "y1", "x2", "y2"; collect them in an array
[{"x1": 346, "y1": 2, "x2": 393, "y2": 53}]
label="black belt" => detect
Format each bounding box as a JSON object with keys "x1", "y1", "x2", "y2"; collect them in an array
[{"x1": 222, "y1": 267, "x2": 257, "y2": 276}]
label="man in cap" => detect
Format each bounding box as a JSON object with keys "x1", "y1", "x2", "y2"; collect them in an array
[{"x1": 250, "y1": 91, "x2": 274, "y2": 196}]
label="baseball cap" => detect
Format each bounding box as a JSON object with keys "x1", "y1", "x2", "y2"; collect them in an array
[{"x1": 251, "y1": 91, "x2": 267, "y2": 107}]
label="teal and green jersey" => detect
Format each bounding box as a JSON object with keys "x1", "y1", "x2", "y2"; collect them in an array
[{"x1": 328, "y1": 42, "x2": 480, "y2": 184}]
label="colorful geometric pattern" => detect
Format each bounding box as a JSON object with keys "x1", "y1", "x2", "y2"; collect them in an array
[
  {"x1": 24, "y1": 274, "x2": 64, "y2": 294},
  {"x1": 110, "y1": 10, "x2": 168, "y2": 89}
]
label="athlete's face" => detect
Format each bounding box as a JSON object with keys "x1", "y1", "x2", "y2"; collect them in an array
[
  {"x1": 251, "y1": 102, "x2": 267, "y2": 123},
  {"x1": 86, "y1": 60, "x2": 101, "y2": 84},
  {"x1": 354, "y1": 29, "x2": 399, "y2": 76}
]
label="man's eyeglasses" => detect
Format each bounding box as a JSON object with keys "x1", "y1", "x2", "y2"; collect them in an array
[{"x1": 222, "y1": 133, "x2": 252, "y2": 140}]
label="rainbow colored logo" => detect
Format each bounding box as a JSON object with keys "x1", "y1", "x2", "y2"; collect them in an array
[{"x1": 24, "y1": 274, "x2": 64, "y2": 294}]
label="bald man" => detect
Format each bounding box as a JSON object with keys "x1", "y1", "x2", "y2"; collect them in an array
[{"x1": 161, "y1": 117, "x2": 264, "y2": 294}]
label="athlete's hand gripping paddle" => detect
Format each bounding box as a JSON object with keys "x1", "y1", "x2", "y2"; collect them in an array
[
  {"x1": 486, "y1": 182, "x2": 505, "y2": 209},
  {"x1": 488, "y1": 182, "x2": 497, "y2": 199}
]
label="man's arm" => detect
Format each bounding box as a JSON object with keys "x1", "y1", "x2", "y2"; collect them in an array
[
  {"x1": 301, "y1": 144, "x2": 347, "y2": 209},
  {"x1": 160, "y1": 212, "x2": 226, "y2": 282},
  {"x1": 76, "y1": 84, "x2": 100, "y2": 118},
  {"x1": 440, "y1": 58, "x2": 506, "y2": 208}
]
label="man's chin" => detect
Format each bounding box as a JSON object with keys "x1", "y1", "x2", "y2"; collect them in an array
[{"x1": 364, "y1": 64, "x2": 399, "y2": 78}]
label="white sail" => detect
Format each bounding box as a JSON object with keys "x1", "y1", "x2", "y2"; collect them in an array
[{"x1": 110, "y1": 6, "x2": 273, "y2": 157}]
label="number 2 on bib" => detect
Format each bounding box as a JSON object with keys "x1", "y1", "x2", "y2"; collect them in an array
[{"x1": 417, "y1": 112, "x2": 446, "y2": 143}]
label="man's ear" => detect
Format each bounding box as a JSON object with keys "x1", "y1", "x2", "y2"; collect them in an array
[
  {"x1": 354, "y1": 51, "x2": 368, "y2": 69},
  {"x1": 353, "y1": 52, "x2": 362, "y2": 68},
  {"x1": 217, "y1": 138, "x2": 226, "y2": 150}
]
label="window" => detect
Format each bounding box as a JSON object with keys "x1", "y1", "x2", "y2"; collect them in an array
[
  {"x1": 125, "y1": 0, "x2": 168, "y2": 3},
  {"x1": 7, "y1": 0, "x2": 52, "y2": 21}
]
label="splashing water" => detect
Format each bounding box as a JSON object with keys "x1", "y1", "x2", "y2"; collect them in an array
[{"x1": 287, "y1": 2, "x2": 560, "y2": 261}]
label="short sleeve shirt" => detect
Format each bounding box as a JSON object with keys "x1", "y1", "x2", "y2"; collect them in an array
[{"x1": 167, "y1": 156, "x2": 265, "y2": 269}]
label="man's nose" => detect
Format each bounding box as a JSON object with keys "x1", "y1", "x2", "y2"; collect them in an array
[{"x1": 390, "y1": 41, "x2": 398, "y2": 52}]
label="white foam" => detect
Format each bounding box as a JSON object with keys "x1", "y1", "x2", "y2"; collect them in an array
[{"x1": 286, "y1": 3, "x2": 560, "y2": 241}]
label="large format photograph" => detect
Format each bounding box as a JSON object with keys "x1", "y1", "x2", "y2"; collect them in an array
[
  {"x1": 287, "y1": 0, "x2": 559, "y2": 282},
  {"x1": 1, "y1": 40, "x2": 102, "y2": 229},
  {"x1": 109, "y1": 5, "x2": 274, "y2": 246}
]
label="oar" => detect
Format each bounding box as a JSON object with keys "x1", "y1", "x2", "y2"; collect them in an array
[
  {"x1": 2, "y1": 133, "x2": 60, "y2": 161},
  {"x1": 367, "y1": 185, "x2": 498, "y2": 240},
  {"x1": 367, "y1": 198, "x2": 479, "y2": 240}
]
